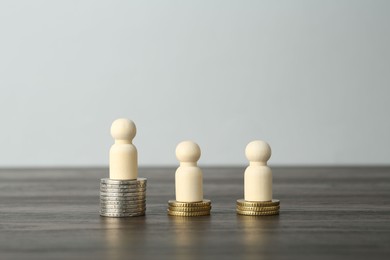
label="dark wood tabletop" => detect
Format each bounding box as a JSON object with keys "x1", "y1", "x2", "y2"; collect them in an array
[{"x1": 0, "y1": 167, "x2": 389, "y2": 259}]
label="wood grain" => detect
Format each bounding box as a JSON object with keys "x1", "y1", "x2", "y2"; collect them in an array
[{"x1": 0, "y1": 167, "x2": 389, "y2": 259}]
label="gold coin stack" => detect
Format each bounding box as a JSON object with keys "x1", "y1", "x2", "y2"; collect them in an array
[
  {"x1": 167, "y1": 199, "x2": 212, "y2": 217},
  {"x1": 236, "y1": 199, "x2": 280, "y2": 216}
]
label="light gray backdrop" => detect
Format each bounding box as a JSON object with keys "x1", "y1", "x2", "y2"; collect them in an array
[{"x1": 0, "y1": 0, "x2": 389, "y2": 167}]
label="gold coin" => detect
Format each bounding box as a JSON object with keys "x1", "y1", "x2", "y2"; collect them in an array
[
  {"x1": 236, "y1": 199, "x2": 280, "y2": 207},
  {"x1": 236, "y1": 205, "x2": 280, "y2": 212},
  {"x1": 167, "y1": 210, "x2": 210, "y2": 217},
  {"x1": 168, "y1": 206, "x2": 212, "y2": 212},
  {"x1": 168, "y1": 199, "x2": 211, "y2": 207},
  {"x1": 236, "y1": 209, "x2": 279, "y2": 216}
]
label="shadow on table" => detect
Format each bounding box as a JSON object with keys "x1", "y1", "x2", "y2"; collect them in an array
[
  {"x1": 100, "y1": 217, "x2": 147, "y2": 260},
  {"x1": 237, "y1": 214, "x2": 281, "y2": 259},
  {"x1": 169, "y1": 215, "x2": 212, "y2": 260}
]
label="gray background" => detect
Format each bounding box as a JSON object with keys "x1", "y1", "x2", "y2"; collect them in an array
[{"x1": 0, "y1": 0, "x2": 389, "y2": 167}]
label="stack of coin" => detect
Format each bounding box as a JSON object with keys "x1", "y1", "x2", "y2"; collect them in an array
[
  {"x1": 236, "y1": 199, "x2": 280, "y2": 216},
  {"x1": 167, "y1": 199, "x2": 212, "y2": 217},
  {"x1": 100, "y1": 178, "x2": 147, "y2": 217}
]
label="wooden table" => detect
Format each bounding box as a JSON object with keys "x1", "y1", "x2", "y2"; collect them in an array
[{"x1": 0, "y1": 167, "x2": 389, "y2": 259}]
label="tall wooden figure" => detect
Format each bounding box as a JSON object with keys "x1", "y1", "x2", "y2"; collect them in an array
[
  {"x1": 100, "y1": 118, "x2": 147, "y2": 218},
  {"x1": 237, "y1": 140, "x2": 280, "y2": 216},
  {"x1": 175, "y1": 141, "x2": 203, "y2": 202},
  {"x1": 109, "y1": 118, "x2": 138, "y2": 180},
  {"x1": 167, "y1": 140, "x2": 212, "y2": 216},
  {"x1": 244, "y1": 140, "x2": 272, "y2": 201}
]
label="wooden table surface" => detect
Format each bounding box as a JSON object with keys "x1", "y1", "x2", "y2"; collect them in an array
[{"x1": 0, "y1": 167, "x2": 389, "y2": 260}]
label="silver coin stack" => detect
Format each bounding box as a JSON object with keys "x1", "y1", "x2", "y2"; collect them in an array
[{"x1": 100, "y1": 178, "x2": 147, "y2": 217}]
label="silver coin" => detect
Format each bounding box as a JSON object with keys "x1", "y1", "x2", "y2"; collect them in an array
[
  {"x1": 100, "y1": 198, "x2": 146, "y2": 203},
  {"x1": 100, "y1": 182, "x2": 146, "y2": 186},
  {"x1": 100, "y1": 196, "x2": 146, "y2": 201},
  {"x1": 101, "y1": 203, "x2": 146, "y2": 209},
  {"x1": 100, "y1": 211, "x2": 146, "y2": 216},
  {"x1": 100, "y1": 187, "x2": 146, "y2": 193},
  {"x1": 100, "y1": 183, "x2": 146, "y2": 189},
  {"x1": 100, "y1": 200, "x2": 146, "y2": 205},
  {"x1": 100, "y1": 204, "x2": 145, "y2": 209},
  {"x1": 100, "y1": 199, "x2": 146, "y2": 205},
  {"x1": 100, "y1": 204, "x2": 146, "y2": 211},
  {"x1": 100, "y1": 185, "x2": 146, "y2": 190},
  {"x1": 100, "y1": 191, "x2": 146, "y2": 197},
  {"x1": 100, "y1": 211, "x2": 145, "y2": 217},
  {"x1": 100, "y1": 178, "x2": 147, "y2": 185},
  {"x1": 100, "y1": 208, "x2": 146, "y2": 213},
  {"x1": 100, "y1": 205, "x2": 146, "y2": 211},
  {"x1": 100, "y1": 194, "x2": 146, "y2": 201}
]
